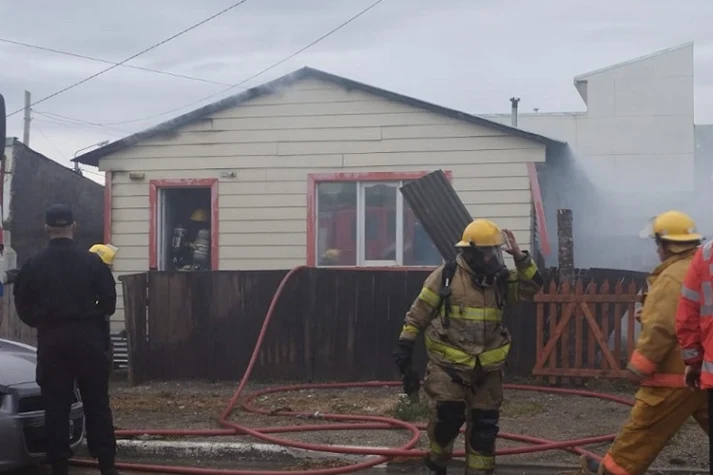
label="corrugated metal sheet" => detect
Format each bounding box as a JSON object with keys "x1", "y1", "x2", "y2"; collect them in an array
[{"x1": 400, "y1": 170, "x2": 472, "y2": 261}]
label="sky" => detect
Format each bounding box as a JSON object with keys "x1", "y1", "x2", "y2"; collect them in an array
[{"x1": 2, "y1": 0, "x2": 713, "y2": 185}]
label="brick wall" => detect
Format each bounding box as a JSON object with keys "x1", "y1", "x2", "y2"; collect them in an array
[{"x1": 8, "y1": 141, "x2": 104, "y2": 265}]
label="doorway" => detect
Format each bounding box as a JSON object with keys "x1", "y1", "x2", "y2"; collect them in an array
[{"x1": 156, "y1": 187, "x2": 213, "y2": 271}]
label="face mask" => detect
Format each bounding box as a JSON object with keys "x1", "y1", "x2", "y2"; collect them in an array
[{"x1": 463, "y1": 246, "x2": 506, "y2": 276}]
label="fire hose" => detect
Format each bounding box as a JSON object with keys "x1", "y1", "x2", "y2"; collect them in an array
[{"x1": 72, "y1": 265, "x2": 635, "y2": 474}]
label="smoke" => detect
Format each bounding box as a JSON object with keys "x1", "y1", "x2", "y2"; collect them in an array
[{"x1": 540, "y1": 127, "x2": 713, "y2": 272}]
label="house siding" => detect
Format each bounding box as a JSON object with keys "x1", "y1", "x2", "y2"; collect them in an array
[{"x1": 99, "y1": 77, "x2": 546, "y2": 330}]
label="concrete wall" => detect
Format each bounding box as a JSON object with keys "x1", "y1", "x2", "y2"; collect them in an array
[
  {"x1": 99, "y1": 76, "x2": 548, "y2": 330},
  {"x1": 4, "y1": 139, "x2": 104, "y2": 267}
]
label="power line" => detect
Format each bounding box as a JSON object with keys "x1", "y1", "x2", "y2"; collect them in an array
[
  {"x1": 34, "y1": 110, "x2": 130, "y2": 134},
  {"x1": 0, "y1": 37, "x2": 234, "y2": 87},
  {"x1": 33, "y1": 116, "x2": 126, "y2": 137},
  {"x1": 34, "y1": 124, "x2": 67, "y2": 160},
  {"x1": 92, "y1": 0, "x2": 387, "y2": 126},
  {"x1": 5, "y1": 0, "x2": 252, "y2": 118}
]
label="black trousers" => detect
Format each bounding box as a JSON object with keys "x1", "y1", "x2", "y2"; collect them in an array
[{"x1": 36, "y1": 321, "x2": 116, "y2": 471}]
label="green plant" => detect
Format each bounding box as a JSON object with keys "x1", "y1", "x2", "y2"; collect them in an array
[{"x1": 388, "y1": 395, "x2": 430, "y2": 422}]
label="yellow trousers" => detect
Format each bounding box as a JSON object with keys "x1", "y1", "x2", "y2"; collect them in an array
[{"x1": 599, "y1": 386, "x2": 708, "y2": 475}]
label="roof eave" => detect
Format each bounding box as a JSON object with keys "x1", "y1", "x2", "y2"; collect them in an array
[{"x1": 74, "y1": 66, "x2": 565, "y2": 166}]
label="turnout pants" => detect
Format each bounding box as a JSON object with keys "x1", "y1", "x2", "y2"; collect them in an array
[
  {"x1": 36, "y1": 321, "x2": 117, "y2": 473},
  {"x1": 423, "y1": 361, "x2": 503, "y2": 475},
  {"x1": 598, "y1": 386, "x2": 708, "y2": 475}
]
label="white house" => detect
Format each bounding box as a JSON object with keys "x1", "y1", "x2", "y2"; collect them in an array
[{"x1": 74, "y1": 67, "x2": 564, "y2": 331}]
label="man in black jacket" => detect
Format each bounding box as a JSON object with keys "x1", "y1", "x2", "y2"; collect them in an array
[{"x1": 13, "y1": 204, "x2": 120, "y2": 475}]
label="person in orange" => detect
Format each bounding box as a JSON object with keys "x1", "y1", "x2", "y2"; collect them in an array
[
  {"x1": 676, "y1": 218, "x2": 713, "y2": 473},
  {"x1": 581, "y1": 210, "x2": 708, "y2": 475}
]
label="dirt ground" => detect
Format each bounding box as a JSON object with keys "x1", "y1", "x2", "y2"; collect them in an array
[{"x1": 109, "y1": 377, "x2": 709, "y2": 471}]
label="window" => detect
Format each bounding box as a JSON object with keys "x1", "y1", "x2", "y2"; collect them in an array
[
  {"x1": 150, "y1": 179, "x2": 218, "y2": 271},
  {"x1": 312, "y1": 174, "x2": 442, "y2": 267}
]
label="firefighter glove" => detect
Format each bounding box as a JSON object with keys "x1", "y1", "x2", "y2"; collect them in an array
[
  {"x1": 393, "y1": 339, "x2": 415, "y2": 375},
  {"x1": 403, "y1": 369, "x2": 421, "y2": 397}
]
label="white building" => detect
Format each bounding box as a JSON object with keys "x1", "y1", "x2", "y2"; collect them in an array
[{"x1": 483, "y1": 42, "x2": 699, "y2": 270}]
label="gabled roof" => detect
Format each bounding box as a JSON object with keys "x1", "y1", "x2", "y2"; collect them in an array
[
  {"x1": 74, "y1": 67, "x2": 565, "y2": 167},
  {"x1": 573, "y1": 42, "x2": 694, "y2": 104}
]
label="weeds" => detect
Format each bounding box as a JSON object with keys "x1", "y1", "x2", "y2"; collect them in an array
[{"x1": 388, "y1": 394, "x2": 430, "y2": 421}]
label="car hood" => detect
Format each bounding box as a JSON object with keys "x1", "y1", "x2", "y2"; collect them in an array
[{"x1": 0, "y1": 339, "x2": 38, "y2": 388}]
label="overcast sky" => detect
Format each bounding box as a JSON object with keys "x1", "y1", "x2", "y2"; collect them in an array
[{"x1": 2, "y1": 0, "x2": 712, "y2": 184}]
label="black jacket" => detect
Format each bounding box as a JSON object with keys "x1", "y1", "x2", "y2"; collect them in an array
[{"x1": 13, "y1": 238, "x2": 116, "y2": 328}]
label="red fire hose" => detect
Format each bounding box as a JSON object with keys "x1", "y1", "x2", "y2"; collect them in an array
[{"x1": 72, "y1": 266, "x2": 634, "y2": 474}]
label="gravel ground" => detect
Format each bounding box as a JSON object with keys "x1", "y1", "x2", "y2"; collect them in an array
[{"x1": 109, "y1": 378, "x2": 709, "y2": 471}]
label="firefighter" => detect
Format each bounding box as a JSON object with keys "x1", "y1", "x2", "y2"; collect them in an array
[
  {"x1": 392, "y1": 219, "x2": 543, "y2": 475},
  {"x1": 13, "y1": 205, "x2": 121, "y2": 475},
  {"x1": 89, "y1": 243, "x2": 119, "y2": 268},
  {"x1": 581, "y1": 210, "x2": 708, "y2": 475},
  {"x1": 676, "y1": 219, "x2": 713, "y2": 472}
]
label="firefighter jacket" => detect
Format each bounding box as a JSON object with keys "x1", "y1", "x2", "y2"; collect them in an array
[
  {"x1": 399, "y1": 251, "x2": 542, "y2": 373},
  {"x1": 677, "y1": 240, "x2": 713, "y2": 389},
  {"x1": 627, "y1": 248, "x2": 697, "y2": 388}
]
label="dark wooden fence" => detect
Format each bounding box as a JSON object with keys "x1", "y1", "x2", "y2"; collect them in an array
[{"x1": 121, "y1": 268, "x2": 539, "y2": 384}]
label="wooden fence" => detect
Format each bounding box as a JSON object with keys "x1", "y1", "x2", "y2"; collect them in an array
[
  {"x1": 533, "y1": 278, "x2": 643, "y2": 384},
  {"x1": 121, "y1": 268, "x2": 538, "y2": 384}
]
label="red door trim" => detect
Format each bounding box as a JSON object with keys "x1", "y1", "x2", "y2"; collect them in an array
[
  {"x1": 148, "y1": 178, "x2": 219, "y2": 270},
  {"x1": 306, "y1": 170, "x2": 453, "y2": 268}
]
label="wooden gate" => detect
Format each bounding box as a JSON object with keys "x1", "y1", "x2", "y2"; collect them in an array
[{"x1": 533, "y1": 278, "x2": 642, "y2": 383}]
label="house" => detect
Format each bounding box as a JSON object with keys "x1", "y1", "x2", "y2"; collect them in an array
[
  {"x1": 73, "y1": 67, "x2": 565, "y2": 331},
  {"x1": 2, "y1": 138, "x2": 104, "y2": 271},
  {"x1": 482, "y1": 42, "x2": 699, "y2": 271},
  {"x1": 0, "y1": 138, "x2": 105, "y2": 345}
]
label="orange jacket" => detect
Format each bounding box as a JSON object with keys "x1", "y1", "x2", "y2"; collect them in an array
[
  {"x1": 626, "y1": 249, "x2": 696, "y2": 388},
  {"x1": 676, "y1": 240, "x2": 713, "y2": 389}
]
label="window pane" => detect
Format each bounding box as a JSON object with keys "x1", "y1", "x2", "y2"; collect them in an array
[
  {"x1": 316, "y1": 182, "x2": 357, "y2": 266},
  {"x1": 403, "y1": 198, "x2": 442, "y2": 266},
  {"x1": 364, "y1": 184, "x2": 397, "y2": 261}
]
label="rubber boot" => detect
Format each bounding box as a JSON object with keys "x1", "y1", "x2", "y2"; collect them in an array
[
  {"x1": 99, "y1": 456, "x2": 122, "y2": 475},
  {"x1": 579, "y1": 455, "x2": 601, "y2": 474},
  {"x1": 424, "y1": 454, "x2": 447, "y2": 475}
]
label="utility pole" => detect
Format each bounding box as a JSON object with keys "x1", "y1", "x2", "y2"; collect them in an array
[{"x1": 22, "y1": 91, "x2": 31, "y2": 146}]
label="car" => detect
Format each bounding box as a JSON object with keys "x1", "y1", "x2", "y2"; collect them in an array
[{"x1": 0, "y1": 338, "x2": 84, "y2": 472}]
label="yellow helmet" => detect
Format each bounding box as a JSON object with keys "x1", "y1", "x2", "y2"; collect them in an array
[
  {"x1": 639, "y1": 210, "x2": 702, "y2": 242},
  {"x1": 190, "y1": 208, "x2": 209, "y2": 222},
  {"x1": 89, "y1": 243, "x2": 119, "y2": 266},
  {"x1": 455, "y1": 219, "x2": 504, "y2": 248}
]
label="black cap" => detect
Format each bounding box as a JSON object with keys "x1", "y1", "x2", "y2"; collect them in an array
[{"x1": 45, "y1": 204, "x2": 74, "y2": 227}]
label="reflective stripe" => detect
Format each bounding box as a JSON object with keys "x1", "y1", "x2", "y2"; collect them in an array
[
  {"x1": 702, "y1": 361, "x2": 713, "y2": 374},
  {"x1": 441, "y1": 305, "x2": 502, "y2": 322},
  {"x1": 518, "y1": 260, "x2": 538, "y2": 280},
  {"x1": 704, "y1": 240, "x2": 713, "y2": 260},
  {"x1": 466, "y1": 452, "x2": 495, "y2": 470},
  {"x1": 401, "y1": 324, "x2": 419, "y2": 336},
  {"x1": 430, "y1": 440, "x2": 448, "y2": 455},
  {"x1": 640, "y1": 373, "x2": 686, "y2": 388},
  {"x1": 709, "y1": 263, "x2": 713, "y2": 276},
  {"x1": 425, "y1": 335, "x2": 510, "y2": 368},
  {"x1": 628, "y1": 350, "x2": 657, "y2": 375},
  {"x1": 681, "y1": 286, "x2": 701, "y2": 302},
  {"x1": 682, "y1": 347, "x2": 700, "y2": 360},
  {"x1": 418, "y1": 287, "x2": 441, "y2": 307},
  {"x1": 702, "y1": 282, "x2": 713, "y2": 317},
  {"x1": 602, "y1": 453, "x2": 630, "y2": 475}
]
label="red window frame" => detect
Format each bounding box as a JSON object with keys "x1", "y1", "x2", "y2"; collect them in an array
[
  {"x1": 148, "y1": 178, "x2": 219, "y2": 270},
  {"x1": 306, "y1": 171, "x2": 453, "y2": 269}
]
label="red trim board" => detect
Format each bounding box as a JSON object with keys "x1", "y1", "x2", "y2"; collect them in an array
[
  {"x1": 148, "y1": 178, "x2": 219, "y2": 270},
  {"x1": 306, "y1": 170, "x2": 453, "y2": 268},
  {"x1": 526, "y1": 163, "x2": 551, "y2": 257}
]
